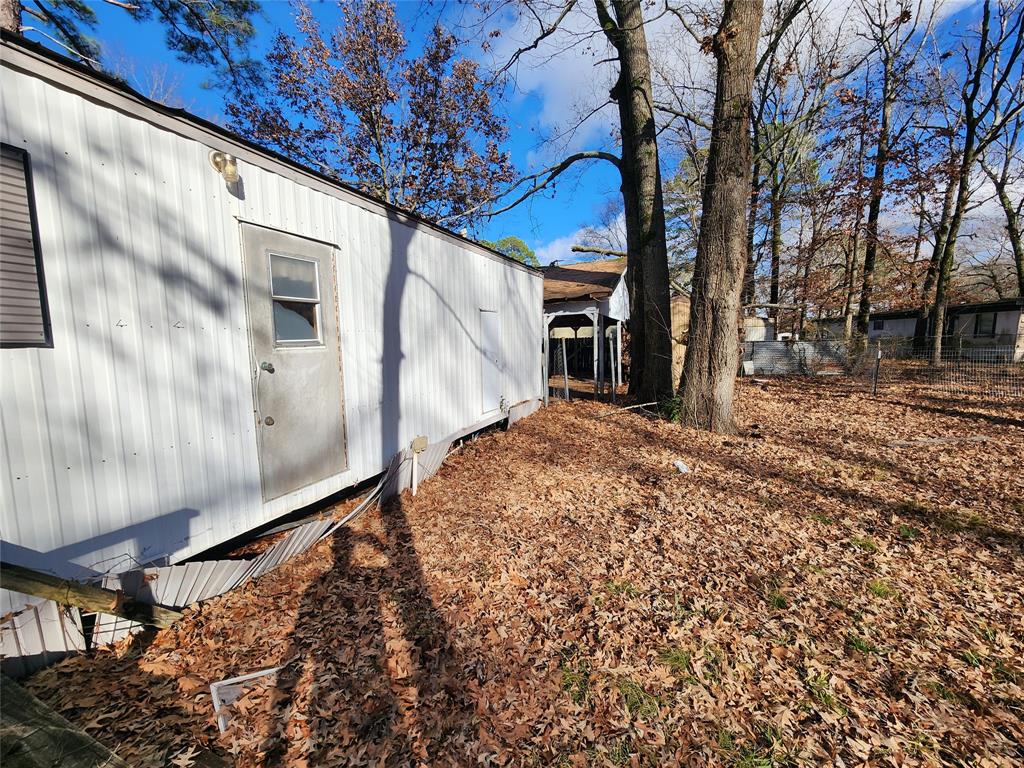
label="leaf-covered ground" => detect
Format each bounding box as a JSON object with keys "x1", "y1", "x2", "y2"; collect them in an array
[{"x1": 24, "y1": 379, "x2": 1024, "y2": 767}]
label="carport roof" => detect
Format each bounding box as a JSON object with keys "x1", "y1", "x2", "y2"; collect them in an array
[{"x1": 543, "y1": 257, "x2": 626, "y2": 302}]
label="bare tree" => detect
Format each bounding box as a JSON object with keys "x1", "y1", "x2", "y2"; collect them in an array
[
  {"x1": 678, "y1": 0, "x2": 764, "y2": 433},
  {"x1": 929, "y1": 0, "x2": 1024, "y2": 364},
  {"x1": 853, "y1": 0, "x2": 935, "y2": 337},
  {"x1": 980, "y1": 114, "x2": 1024, "y2": 295}
]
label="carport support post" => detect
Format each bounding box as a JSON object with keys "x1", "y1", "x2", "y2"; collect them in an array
[
  {"x1": 616, "y1": 321, "x2": 623, "y2": 390},
  {"x1": 592, "y1": 309, "x2": 599, "y2": 399},
  {"x1": 561, "y1": 337, "x2": 570, "y2": 400},
  {"x1": 608, "y1": 332, "x2": 616, "y2": 403},
  {"x1": 543, "y1": 314, "x2": 550, "y2": 407}
]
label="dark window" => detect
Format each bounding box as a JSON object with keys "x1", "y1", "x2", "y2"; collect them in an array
[
  {"x1": 1, "y1": 144, "x2": 52, "y2": 347},
  {"x1": 871, "y1": 319, "x2": 884, "y2": 331},
  {"x1": 974, "y1": 312, "x2": 996, "y2": 337}
]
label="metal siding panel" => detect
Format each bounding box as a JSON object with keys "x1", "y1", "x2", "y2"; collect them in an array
[{"x1": 0, "y1": 65, "x2": 544, "y2": 597}]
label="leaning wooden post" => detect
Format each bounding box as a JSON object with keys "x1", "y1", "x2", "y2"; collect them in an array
[{"x1": 0, "y1": 561, "x2": 182, "y2": 628}]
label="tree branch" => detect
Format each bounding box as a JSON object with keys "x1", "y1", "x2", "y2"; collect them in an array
[
  {"x1": 439, "y1": 150, "x2": 621, "y2": 223},
  {"x1": 571, "y1": 244, "x2": 627, "y2": 257},
  {"x1": 491, "y1": 0, "x2": 578, "y2": 83}
]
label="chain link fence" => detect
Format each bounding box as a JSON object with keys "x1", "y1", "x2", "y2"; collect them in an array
[{"x1": 742, "y1": 337, "x2": 1023, "y2": 399}]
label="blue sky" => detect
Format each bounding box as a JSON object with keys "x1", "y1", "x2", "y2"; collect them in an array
[
  {"x1": 36, "y1": 0, "x2": 621, "y2": 264},
  {"x1": 23, "y1": 1, "x2": 1006, "y2": 268}
]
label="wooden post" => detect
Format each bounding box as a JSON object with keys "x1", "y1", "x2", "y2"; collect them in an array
[
  {"x1": 591, "y1": 310, "x2": 599, "y2": 399},
  {"x1": 0, "y1": 562, "x2": 182, "y2": 629}
]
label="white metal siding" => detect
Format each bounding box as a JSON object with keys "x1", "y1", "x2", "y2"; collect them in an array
[{"x1": 0, "y1": 62, "x2": 542, "y2": 583}]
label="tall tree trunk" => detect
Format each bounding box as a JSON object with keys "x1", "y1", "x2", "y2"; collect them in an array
[
  {"x1": 843, "y1": 209, "x2": 862, "y2": 341},
  {"x1": 742, "y1": 158, "x2": 764, "y2": 311},
  {"x1": 931, "y1": 151, "x2": 975, "y2": 366},
  {"x1": 678, "y1": 0, "x2": 763, "y2": 433},
  {"x1": 0, "y1": 0, "x2": 18, "y2": 32},
  {"x1": 908, "y1": 189, "x2": 928, "y2": 297},
  {"x1": 855, "y1": 57, "x2": 894, "y2": 337},
  {"x1": 598, "y1": 0, "x2": 673, "y2": 402},
  {"x1": 913, "y1": 169, "x2": 956, "y2": 347},
  {"x1": 989, "y1": 176, "x2": 1024, "y2": 296},
  {"x1": 768, "y1": 165, "x2": 783, "y2": 327}
]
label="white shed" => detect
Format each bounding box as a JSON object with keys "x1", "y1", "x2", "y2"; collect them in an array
[{"x1": 0, "y1": 36, "x2": 543, "y2": 592}]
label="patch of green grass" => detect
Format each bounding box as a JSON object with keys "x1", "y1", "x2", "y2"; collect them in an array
[
  {"x1": 618, "y1": 678, "x2": 661, "y2": 719},
  {"x1": 846, "y1": 633, "x2": 879, "y2": 654},
  {"x1": 923, "y1": 680, "x2": 961, "y2": 703},
  {"x1": 993, "y1": 660, "x2": 1019, "y2": 684},
  {"x1": 605, "y1": 579, "x2": 639, "y2": 597},
  {"x1": 806, "y1": 672, "x2": 847, "y2": 717},
  {"x1": 716, "y1": 728, "x2": 736, "y2": 751},
  {"x1": 607, "y1": 737, "x2": 634, "y2": 766},
  {"x1": 767, "y1": 590, "x2": 788, "y2": 610},
  {"x1": 898, "y1": 524, "x2": 921, "y2": 541},
  {"x1": 701, "y1": 645, "x2": 726, "y2": 684},
  {"x1": 805, "y1": 564, "x2": 826, "y2": 575},
  {"x1": 906, "y1": 733, "x2": 936, "y2": 758},
  {"x1": 897, "y1": 499, "x2": 929, "y2": 516},
  {"x1": 668, "y1": 593, "x2": 695, "y2": 622},
  {"x1": 866, "y1": 579, "x2": 895, "y2": 598},
  {"x1": 558, "y1": 648, "x2": 590, "y2": 704},
  {"x1": 716, "y1": 723, "x2": 797, "y2": 768},
  {"x1": 810, "y1": 512, "x2": 835, "y2": 525},
  {"x1": 658, "y1": 647, "x2": 694, "y2": 678},
  {"x1": 964, "y1": 512, "x2": 985, "y2": 529},
  {"x1": 960, "y1": 650, "x2": 982, "y2": 668},
  {"x1": 850, "y1": 536, "x2": 878, "y2": 553}
]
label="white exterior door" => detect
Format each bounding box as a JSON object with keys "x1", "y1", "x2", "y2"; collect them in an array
[
  {"x1": 241, "y1": 224, "x2": 347, "y2": 501},
  {"x1": 480, "y1": 309, "x2": 502, "y2": 413}
]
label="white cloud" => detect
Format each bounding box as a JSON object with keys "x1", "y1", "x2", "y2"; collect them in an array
[
  {"x1": 534, "y1": 208, "x2": 627, "y2": 265},
  {"x1": 535, "y1": 229, "x2": 586, "y2": 265}
]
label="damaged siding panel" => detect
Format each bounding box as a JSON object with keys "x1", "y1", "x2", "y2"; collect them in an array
[{"x1": 0, "y1": 590, "x2": 85, "y2": 678}]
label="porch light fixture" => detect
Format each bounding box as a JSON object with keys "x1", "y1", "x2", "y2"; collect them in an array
[{"x1": 209, "y1": 150, "x2": 239, "y2": 183}]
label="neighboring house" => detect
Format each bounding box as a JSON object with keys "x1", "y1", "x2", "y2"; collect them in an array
[
  {"x1": 542, "y1": 257, "x2": 690, "y2": 394},
  {"x1": 813, "y1": 297, "x2": 1024, "y2": 361},
  {"x1": 0, "y1": 31, "x2": 544, "y2": 664}
]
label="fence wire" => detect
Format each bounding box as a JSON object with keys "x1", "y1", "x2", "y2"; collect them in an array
[{"x1": 742, "y1": 337, "x2": 1023, "y2": 399}]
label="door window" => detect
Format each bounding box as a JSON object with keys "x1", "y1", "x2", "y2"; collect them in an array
[{"x1": 269, "y1": 253, "x2": 321, "y2": 343}]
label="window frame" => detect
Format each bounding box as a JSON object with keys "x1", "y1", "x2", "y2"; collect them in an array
[
  {"x1": 1, "y1": 143, "x2": 53, "y2": 349},
  {"x1": 267, "y1": 250, "x2": 323, "y2": 347},
  {"x1": 870, "y1": 319, "x2": 884, "y2": 331},
  {"x1": 973, "y1": 311, "x2": 997, "y2": 338}
]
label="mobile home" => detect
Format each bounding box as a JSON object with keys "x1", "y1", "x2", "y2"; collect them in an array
[{"x1": 0, "y1": 32, "x2": 543, "y2": 617}]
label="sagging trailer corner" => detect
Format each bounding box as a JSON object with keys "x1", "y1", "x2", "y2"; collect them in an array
[{"x1": 0, "y1": 32, "x2": 544, "y2": 672}]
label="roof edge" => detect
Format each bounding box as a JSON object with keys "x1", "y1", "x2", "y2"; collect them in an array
[{"x1": 0, "y1": 31, "x2": 543, "y2": 278}]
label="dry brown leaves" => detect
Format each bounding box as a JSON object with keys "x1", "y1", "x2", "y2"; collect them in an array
[{"x1": 23, "y1": 379, "x2": 1024, "y2": 767}]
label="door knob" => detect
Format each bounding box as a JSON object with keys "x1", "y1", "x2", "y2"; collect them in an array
[
  {"x1": 260, "y1": 361, "x2": 275, "y2": 373},
  {"x1": 263, "y1": 416, "x2": 275, "y2": 426}
]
